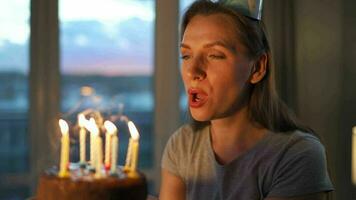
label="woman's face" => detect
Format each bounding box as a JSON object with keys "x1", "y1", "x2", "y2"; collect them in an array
[{"x1": 181, "y1": 13, "x2": 253, "y2": 121}]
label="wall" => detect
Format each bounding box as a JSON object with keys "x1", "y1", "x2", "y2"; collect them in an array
[
  {"x1": 265, "y1": 0, "x2": 356, "y2": 199},
  {"x1": 340, "y1": 0, "x2": 356, "y2": 199},
  {"x1": 294, "y1": 1, "x2": 342, "y2": 199}
]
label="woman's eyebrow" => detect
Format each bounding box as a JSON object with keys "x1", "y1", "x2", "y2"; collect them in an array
[
  {"x1": 180, "y1": 40, "x2": 236, "y2": 53},
  {"x1": 203, "y1": 40, "x2": 236, "y2": 53},
  {"x1": 180, "y1": 43, "x2": 190, "y2": 49}
]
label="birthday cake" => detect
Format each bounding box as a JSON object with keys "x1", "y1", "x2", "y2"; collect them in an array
[
  {"x1": 36, "y1": 164, "x2": 147, "y2": 200},
  {"x1": 35, "y1": 112, "x2": 146, "y2": 200}
]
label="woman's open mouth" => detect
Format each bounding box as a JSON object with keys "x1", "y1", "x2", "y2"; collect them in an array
[{"x1": 188, "y1": 88, "x2": 208, "y2": 108}]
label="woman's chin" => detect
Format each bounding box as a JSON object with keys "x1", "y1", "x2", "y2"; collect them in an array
[{"x1": 191, "y1": 111, "x2": 211, "y2": 122}]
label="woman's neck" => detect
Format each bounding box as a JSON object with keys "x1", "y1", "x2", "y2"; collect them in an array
[{"x1": 210, "y1": 107, "x2": 267, "y2": 165}]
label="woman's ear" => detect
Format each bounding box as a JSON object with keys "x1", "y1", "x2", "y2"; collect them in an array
[{"x1": 250, "y1": 53, "x2": 267, "y2": 84}]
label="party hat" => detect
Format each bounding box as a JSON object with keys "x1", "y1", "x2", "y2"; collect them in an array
[{"x1": 220, "y1": 0, "x2": 263, "y2": 20}]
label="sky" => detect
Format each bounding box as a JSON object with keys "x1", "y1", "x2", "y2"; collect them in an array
[
  {"x1": 0, "y1": 0, "x2": 154, "y2": 45},
  {"x1": 0, "y1": 0, "x2": 193, "y2": 76},
  {"x1": 0, "y1": 0, "x2": 154, "y2": 75},
  {"x1": 0, "y1": 0, "x2": 30, "y2": 45}
]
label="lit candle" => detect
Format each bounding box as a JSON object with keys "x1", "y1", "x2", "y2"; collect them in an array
[
  {"x1": 78, "y1": 114, "x2": 87, "y2": 164},
  {"x1": 104, "y1": 121, "x2": 117, "y2": 170},
  {"x1": 58, "y1": 119, "x2": 70, "y2": 178},
  {"x1": 95, "y1": 134, "x2": 103, "y2": 178},
  {"x1": 130, "y1": 139, "x2": 139, "y2": 172},
  {"x1": 127, "y1": 121, "x2": 140, "y2": 176},
  {"x1": 124, "y1": 136, "x2": 133, "y2": 171},
  {"x1": 85, "y1": 118, "x2": 99, "y2": 168},
  {"x1": 352, "y1": 126, "x2": 356, "y2": 185},
  {"x1": 110, "y1": 134, "x2": 119, "y2": 174}
]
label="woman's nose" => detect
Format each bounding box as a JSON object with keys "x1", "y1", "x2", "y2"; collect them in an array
[{"x1": 186, "y1": 58, "x2": 206, "y2": 81}]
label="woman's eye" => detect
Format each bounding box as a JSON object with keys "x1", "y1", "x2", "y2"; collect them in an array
[
  {"x1": 180, "y1": 54, "x2": 191, "y2": 60},
  {"x1": 208, "y1": 54, "x2": 225, "y2": 59}
]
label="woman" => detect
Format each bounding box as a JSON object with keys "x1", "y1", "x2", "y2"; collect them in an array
[{"x1": 160, "y1": 0, "x2": 334, "y2": 200}]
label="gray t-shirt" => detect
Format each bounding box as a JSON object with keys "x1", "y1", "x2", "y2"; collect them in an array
[{"x1": 161, "y1": 124, "x2": 334, "y2": 200}]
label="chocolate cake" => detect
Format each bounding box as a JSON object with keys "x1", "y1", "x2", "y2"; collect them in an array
[{"x1": 36, "y1": 164, "x2": 147, "y2": 200}]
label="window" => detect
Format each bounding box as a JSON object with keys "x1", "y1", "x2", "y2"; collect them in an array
[
  {"x1": 0, "y1": 0, "x2": 187, "y2": 198},
  {"x1": 60, "y1": 0, "x2": 155, "y2": 168},
  {"x1": 0, "y1": 0, "x2": 30, "y2": 199}
]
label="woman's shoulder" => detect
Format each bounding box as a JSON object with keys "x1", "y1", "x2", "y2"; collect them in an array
[
  {"x1": 290, "y1": 130, "x2": 326, "y2": 155},
  {"x1": 269, "y1": 129, "x2": 323, "y2": 148},
  {"x1": 173, "y1": 123, "x2": 196, "y2": 136},
  {"x1": 161, "y1": 124, "x2": 211, "y2": 177},
  {"x1": 265, "y1": 129, "x2": 327, "y2": 164},
  {"x1": 265, "y1": 130, "x2": 334, "y2": 197},
  {"x1": 168, "y1": 123, "x2": 209, "y2": 145}
]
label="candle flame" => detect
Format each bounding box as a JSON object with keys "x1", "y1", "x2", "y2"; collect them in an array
[
  {"x1": 104, "y1": 120, "x2": 117, "y2": 135},
  {"x1": 128, "y1": 121, "x2": 140, "y2": 140},
  {"x1": 59, "y1": 119, "x2": 69, "y2": 135},
  {"x1": 78, "y1": 114, "x2": 87, "y2": 127},
  {"x1": 85, "y1": 118, "x2": 99, "y2": 136}
]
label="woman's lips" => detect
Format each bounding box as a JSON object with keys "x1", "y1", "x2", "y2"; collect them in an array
[{"x1": 188, "y1": 88, "x2": 208, "y2": 108}]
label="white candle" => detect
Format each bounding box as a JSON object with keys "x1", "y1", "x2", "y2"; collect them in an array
[
  {"x1": 105, "y1": 131, "x2": 112, "y2": 168},
  {"x1": 352, "y1": 126, "x2": 356, "y2": 185},
  {"x1": 104, "y1": 121, "x2": 117, "y2": 170},
  {"x1": 110, "y1": 135, "x2": 119, "y2": 174},
  {"x1": 124, "y1": 138, "x2": 133, "y2": 171},
  {"x1": 85, "y1": 118, "x2": 99, "y2": 168},
  {"x1": 95, "y1": 135, "x2": 103, "y2": 178},
  {"x1": 58, "y1": 119, "x2": 70, "y2": 177},
  {"x1": 78, "y1": 114, "x2": 87, "y2": 164},
  {"x1": 90, "y1": 130, "x2": 95, "y2": 167},
  {"x1": 127, "y1": 121, "x2": 140, "y2": 174},
  {"x1": 130, "y1": 140, "x2": 139, "y2": 173}
]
